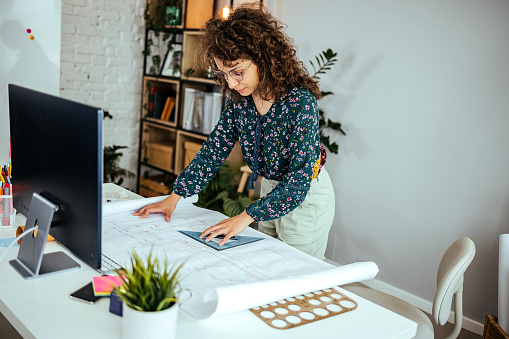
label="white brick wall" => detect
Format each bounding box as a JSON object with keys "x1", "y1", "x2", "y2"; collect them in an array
[{"x1": 60, "y1": 0, "x2": 145, "y2": 190}]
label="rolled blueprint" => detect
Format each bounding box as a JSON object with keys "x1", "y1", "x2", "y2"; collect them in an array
[
  {"x1": 180, "y1": 261, "x2": 379, "y2": 319},
  {"x1": 102, "y1": 195, "x2": 169, "y2": 216},
  {"x1": 102, "y1": 194, "x2": 199, "y2": 217},
  {"x1": 499, "y1": 234, "x2": 509, "y2": 333}
]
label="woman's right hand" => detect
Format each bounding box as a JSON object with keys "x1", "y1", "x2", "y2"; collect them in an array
[{"x1": 133, "y1": 192, "x2": 181, "y2": 222}]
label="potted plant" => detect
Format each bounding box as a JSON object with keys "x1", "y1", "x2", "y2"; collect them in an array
[
  {"x1": 143, "y1": 0, "x2": 183, "y2": 75},
  {"x1": 114, "y1": 249, "x2": 185, "y2": 339},
  {"x1": 103, "y1": 111, "x2": 136, "y2": 186},
  {"x1": 194, "y1": 161, "x2": 259, "y2": 220},
  {"x1": 309, "y1": 48, "x2": 347, "y2": 154}
]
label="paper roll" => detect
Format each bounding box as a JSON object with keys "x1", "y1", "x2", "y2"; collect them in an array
[
  {"x1": 102, "y1": 194, "x2": 199, "y2": 217},
  {"x1": 102, "y1": 195, "x2": 169, "y2": 217},
  {"x1": 16, "y1": 225, "x2": 55, "y2": 244},
  {"x1": 180, "y1": 261, "x2": 379, "y2": 319},
  {"x1": 499, "y1": 234, "x2": 509, "y2": 334}
]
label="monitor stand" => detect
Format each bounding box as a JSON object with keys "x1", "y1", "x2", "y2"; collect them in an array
[{"x1": 9, "y1": 193, "x2": 80, "y2": 279}]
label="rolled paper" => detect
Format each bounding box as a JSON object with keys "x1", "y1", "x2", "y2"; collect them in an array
[
  {"x1": 16, "y1": 225, "x2": 55, "y2": 244},
  {"x1": 180, "y1": 261, "x2": 379, "y2": 319},
  {"x1": 102, "y1": 194, "x2": 198, "y2": 217},
  {"x1": 103, "y1": 195, "x2": 169, "y2": 217}
]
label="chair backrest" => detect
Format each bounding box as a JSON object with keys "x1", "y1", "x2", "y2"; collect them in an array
[{"x1": 432, "y1": 237, "x2": 476, "y2": 325}]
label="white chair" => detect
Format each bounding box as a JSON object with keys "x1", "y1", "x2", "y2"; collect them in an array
[{"x1": 343, "y1": 237, "x2": 475, "y2": 339}]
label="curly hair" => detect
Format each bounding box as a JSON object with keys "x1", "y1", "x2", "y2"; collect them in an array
[{"x1": 197, "y1": 3, "x2": 320, "y2": 102}]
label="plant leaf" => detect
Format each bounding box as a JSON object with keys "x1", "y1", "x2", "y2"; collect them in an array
[
  {"x1": 114, "y1": 249, "x2": 185, "y2": 312},
  {"x1": 223, "y1": 197, "x2": 252, "y2": 217},
  {"x1": 327, "y1": 119, "x2": 347, "y2": 135}
]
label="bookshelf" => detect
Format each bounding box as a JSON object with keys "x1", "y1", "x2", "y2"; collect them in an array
[{"x1": 137, "y1": 0, "x2": 242, "y2": 197}]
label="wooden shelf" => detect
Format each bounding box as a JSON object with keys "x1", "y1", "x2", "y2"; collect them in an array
[
  {"x1": 144, "y1": 117, "x2": 177, "y2": 128},
  {"x1": 142, "y1": 77, "x2": 179, "y2": 127},
  {"x1": 146, "y1": 0, "x2": 185, "y2": 29},
  {"x1": 174, "y1": 130, "x2": 207, "y2": 173},
  {"x1": 185, "y1": 0, "x2": 214, "y2": 29},
  {"x1": 139, "y1": 172, "x2": 175, "y2": 197},
  {"x1": 174, "y1": 130, "x2": 244, "y2": 179},
  {"x1": 180, "y1": 76, "x2": 216, "y2": 84},
  {"x1": 137, "y1": 0, "x2": 244, "y2": 196},
  {"x1": 140, "y1": 122, "x2": 176, "y2": 173},
  {"x1": 181, "y1": 31, "x2": 215, "y2": 81}
]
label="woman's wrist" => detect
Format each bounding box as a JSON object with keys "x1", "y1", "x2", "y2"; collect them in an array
[
  {"x1": 241, "y1": 210, "x2": 255, "y2": 224},
  {"x1": 167, "y1": 191, "x2": 182, "y2": 205}
]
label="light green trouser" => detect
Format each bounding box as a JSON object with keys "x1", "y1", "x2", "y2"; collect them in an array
[{"x1": 257, "y1": 168, "x2": 335, "y2": 260}]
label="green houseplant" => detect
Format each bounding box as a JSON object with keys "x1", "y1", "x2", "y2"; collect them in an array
[
  {"x1": 114, "y1": 249, "x2": 185, "y2": 339},
  {"x1": 143, "y1": 0, "x2": 183, "y2": 75},
  {"x1": 104, "y1": 145, "x2": 136, "y2": 186},
  {"x1": 309, "y1": 48, "x2": 347, "y2": 155},
  {"x1": 194, "y1": 161, "x2": 259, "y2": 219},
  {"x1": 103, "y1": 111, "x2": 136, "y2": 186}
]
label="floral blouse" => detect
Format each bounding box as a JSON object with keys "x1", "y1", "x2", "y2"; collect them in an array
[{"x1": 173, "y1": 87, "x2": 321, "y2": 222}]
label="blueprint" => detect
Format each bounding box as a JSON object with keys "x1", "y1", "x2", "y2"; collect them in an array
[
  {"x1": 101, "y1": 197, "x2": 379, "y2": 319},
  {"x1": 102, "y1": 197, "x2": 331, "y2": 289}
]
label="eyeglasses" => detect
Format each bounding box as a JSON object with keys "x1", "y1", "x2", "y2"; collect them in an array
[{"x1": 212, "y1": 61, "x2": 253, "y2": 81}]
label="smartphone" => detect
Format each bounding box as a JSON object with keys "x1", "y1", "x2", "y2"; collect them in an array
[{"x1": 70, "y1": 282, "x2": 100, "y2": 304}]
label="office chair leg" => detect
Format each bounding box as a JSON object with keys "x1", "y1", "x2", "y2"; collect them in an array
[{"x1": 444, "y1": 289, "x2": 463, "y2": 339}]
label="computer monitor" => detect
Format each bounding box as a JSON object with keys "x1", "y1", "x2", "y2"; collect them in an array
[{"x1": 8, "y1": 84, "x2": 103, "y2": 271}]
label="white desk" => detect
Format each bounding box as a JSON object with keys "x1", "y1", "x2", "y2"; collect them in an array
[{"x1": 0, "y1": 184, "x2": 417, "y2": 339}]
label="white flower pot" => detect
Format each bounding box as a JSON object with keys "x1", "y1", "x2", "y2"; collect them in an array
[{"x1": 122, "y1": 302, "x2": 178, "y2": 339}]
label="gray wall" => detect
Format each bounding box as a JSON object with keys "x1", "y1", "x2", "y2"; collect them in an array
[
  {"x1": 0, "y1": 0, "x2": 61, "y2": 164},
  {"x1": 272, "y1": 0, "x2": 509, "y2": 332}
]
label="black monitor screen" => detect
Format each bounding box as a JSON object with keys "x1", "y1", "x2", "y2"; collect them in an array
[{"x1": 8, "y1": 84, "x2": 103, "y2": 270}]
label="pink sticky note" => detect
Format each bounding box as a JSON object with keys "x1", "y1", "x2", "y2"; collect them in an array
[{"x1": 92, "y1": 276, "x2": 124, "y2": 296}]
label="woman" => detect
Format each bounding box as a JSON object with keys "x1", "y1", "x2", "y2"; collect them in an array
[{"x1": 135, "y1": 4, "x2": 335, "y2": 260}]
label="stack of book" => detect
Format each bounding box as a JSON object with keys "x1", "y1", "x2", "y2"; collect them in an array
[
  {"x1": 182, "y1": 88, "x2": 222, "y2": 134},
  {"x1": 147, "y1": 86, "x2": 176, "y2": 122},
  {"x1": 160, "y1": 97, "x2": 176, "y2": 121}
]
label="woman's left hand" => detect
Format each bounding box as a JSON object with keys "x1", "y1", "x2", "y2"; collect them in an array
[{"x1": 200, "y1": 211, "x2": 255, "y2": 246}]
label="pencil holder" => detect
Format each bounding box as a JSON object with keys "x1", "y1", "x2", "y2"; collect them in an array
[{"x1": 0, "y1": 195, "x2": 16, "y2": 227}]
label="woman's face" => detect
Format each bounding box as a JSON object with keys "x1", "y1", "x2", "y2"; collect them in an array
[{"x1": 213, "y1": 58, "x2": 260, "y2": 97}]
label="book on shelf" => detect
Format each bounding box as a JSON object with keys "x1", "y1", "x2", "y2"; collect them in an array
[
  {"x1": 160, "y1": 97, "x2": 176, "y2": 122},
  {"x1": 154, "y1": 90, "x2": 171, "y2": 120},
  {"x1": 202, "y1": 92, "x2": 222, "y2": 134},
  {"x1": 147, "y1": 86, "x2": 162, "y2": 118},
  {"x1": 182, "y1": 88, "x2": 223, "y2": 134},
  {"x1": 193, "y1": 93, "x2": 203, "y2": 131},
  {"x1": 153, "y1": 90, "x2": 163, "y2": 119},
  {"x1": 202, "y1": 93, "x2": 212, "y2": 134},
  {"x1": 182, "y1": 88, "x2": 197, "y2": 131},
  {"x1": 160, "y1": 97, "x2": 171, "y2": 121},
  {"x1": 148, "y1": 86, "x2": 175, "y2": 119},
  {"x1": 211, "y1": 92, "x2": 223, "y2": 128},
  {"x1": 167, "y1": 98, "x2": 176, "y2": 121}
]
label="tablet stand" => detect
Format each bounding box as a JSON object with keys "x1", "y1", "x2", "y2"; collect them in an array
[{"x1": 9, "y1": 193, "x2": 80, "y2": 279}]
